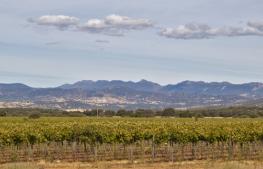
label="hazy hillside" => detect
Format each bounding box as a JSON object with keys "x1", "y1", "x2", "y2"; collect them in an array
[{"x1": 0, "y1": 80, "x2": 263, "y2": 109}]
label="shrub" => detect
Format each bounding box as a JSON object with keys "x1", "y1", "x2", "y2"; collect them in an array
[{"x1": 28, "y1": 114, "x2": 40, "y2": 119}]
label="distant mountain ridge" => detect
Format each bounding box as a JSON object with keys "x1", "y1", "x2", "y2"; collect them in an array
[
  {"x1": 59, "y1": 79, "x2": 162, "y2": 92},
  {"x1": 162, "y1": 81, "x2": 263, "y2": 96},
  {"x1": 0, "y1": 80, "x2": 263, "y2": 109},
  {"x1": 59, "y1": 80, "x2": 263, "y2": 96}
]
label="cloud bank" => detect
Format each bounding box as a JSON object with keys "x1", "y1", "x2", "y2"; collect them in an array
[
  {"x1": 29, "y1": 15, "x2": 79, "y2": 30},
  {"x1": 29, "y1": 15, "x2": 263, "y2": 39},
  {"x1": 78, "y1": 14, "x2": 153, "y2": 36},
  {"x1": 159, "y1": 22, "x2": 263, "y2": 39},
  {"x1": 30, "y1": 14, "x2": 153, "y2": 36}
]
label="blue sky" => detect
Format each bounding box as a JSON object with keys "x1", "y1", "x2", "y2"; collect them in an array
[{"x1": 0, "y1": 0, "x2": 263, "y2": 87}]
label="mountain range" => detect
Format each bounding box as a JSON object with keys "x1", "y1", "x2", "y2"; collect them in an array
[{"x1": 0, "y1": 80, "x2": 263, "y2": 110}]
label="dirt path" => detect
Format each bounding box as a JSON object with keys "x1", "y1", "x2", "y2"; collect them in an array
[{"x1": 1, "y1": 160, "x2": 263, "y2": 169}]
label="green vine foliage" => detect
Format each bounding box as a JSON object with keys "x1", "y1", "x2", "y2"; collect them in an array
[{"x1": 0, "y1": 117, "x2": 263, "y2": 146}]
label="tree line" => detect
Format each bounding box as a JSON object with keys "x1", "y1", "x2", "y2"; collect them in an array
[
  {"x1": 1, "y1": 106, "x2": 263, "y2": 118},
  {"x1": 83, "y1": 106, "x2": 263, "y2": 118}
]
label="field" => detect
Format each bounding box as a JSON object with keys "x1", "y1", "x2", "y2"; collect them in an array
[{"x1": 0, "y1": 117, "x2": 263, "y2": 164}]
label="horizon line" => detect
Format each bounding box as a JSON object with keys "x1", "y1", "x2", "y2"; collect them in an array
[{"x1": 0, "y1": 79, "x2": 262, "y2": 88}]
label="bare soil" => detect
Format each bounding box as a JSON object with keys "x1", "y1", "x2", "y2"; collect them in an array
[{"x1": 1, "y1": 160, "x2": 263, "y2": 169}]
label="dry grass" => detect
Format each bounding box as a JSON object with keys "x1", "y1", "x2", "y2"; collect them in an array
[{"x1": 1, "y1": 160, "x2": 263, "y2": 169}]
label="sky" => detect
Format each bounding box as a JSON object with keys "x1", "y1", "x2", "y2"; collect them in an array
[{"x1": 0, "y1": 0, "x2": 263, "y2": 87}]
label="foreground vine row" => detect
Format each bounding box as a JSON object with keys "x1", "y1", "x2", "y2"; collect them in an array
[{"x1": 0, "y1": 117, "x2": 263, "y2": 146}]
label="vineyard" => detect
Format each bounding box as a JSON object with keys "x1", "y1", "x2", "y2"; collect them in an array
[{"x1": 0, "y1": 117, "x2": 263, "y2": 163}]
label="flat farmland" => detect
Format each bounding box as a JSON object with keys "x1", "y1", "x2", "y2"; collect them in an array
[{"x1": 0, "y1": 117, "x2": 263, "y2": 163}]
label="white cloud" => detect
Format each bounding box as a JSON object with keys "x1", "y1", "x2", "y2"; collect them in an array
[
  {"x1": 248, "y1": 21, "x2": 263, "y2": 31},
  {"x1": 78, "y1": 14, "x2": 153, "y2": 36},
  {"x1": 84, "y1": 19, "x2": 108, "y2": 29},
  {"x1": 30, "y1": 14, "x2": 153, "y2": 36},
  {"x1": 78, "y1": 19, "x2": 108, "y2": 34},
  {"x1": 29, "y1": 15, "x2": 79, "y2": 30},
  {"x1": 159, "y1": 23, "x2": 212, "y2": 39},
  {"x1": 105, "y1": 14, "x2": 153, "y2": 29},
  {"x1": 29, "y1": 15, "x2": 263, "y2": 39},
  {"x1": 159, "y1": 22, "x2": 263, "y2": 39}
]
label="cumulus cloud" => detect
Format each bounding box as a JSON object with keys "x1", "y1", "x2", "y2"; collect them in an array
[
  {"x1": 159, "y1": 22, "x2": 263, "y2": 39},
  {"x1": 104, "y1": 14, "x2": 153, "y2": 29},
  {"x1": 29, "y1": 14, "x2": 153, "y2": 36},
  {"x1": 78, "y1": 14, "x2": 153, "y2": 36},
  {"x1": 247, "y1": 21, "x2": 263, "y2": 31},
  {"x1": 29, "y1": 15, "x2": 263, "y2": 39},
  {"x1": 29, "y1": 15, "x2": 79, "y2": 30}
]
